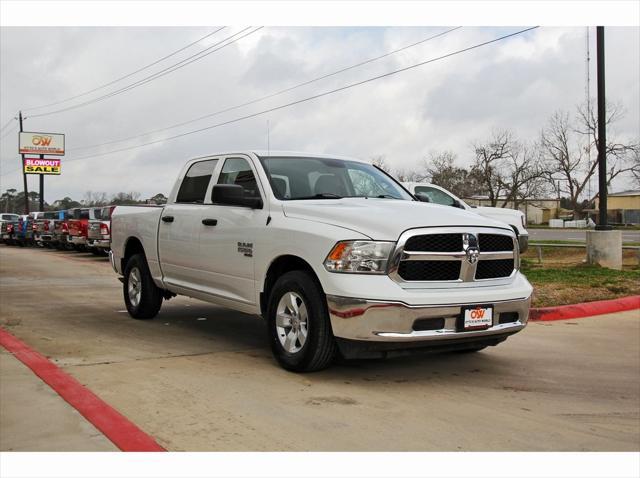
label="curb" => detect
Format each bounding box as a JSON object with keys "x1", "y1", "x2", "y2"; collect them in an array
[
  {"x1": 529, "y1": 295, "x2": 640, "y2": 321},
  {"x1": 0, "y1": 327, "x2": 165, "y2": 452}
]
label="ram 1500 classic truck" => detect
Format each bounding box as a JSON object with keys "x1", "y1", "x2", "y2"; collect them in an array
[
  {"x1": 402, "y1": 182, "x2": 529, "y2": 253},
  {"x1": 111, "y1": 151, "x2": 533, "y2": 372}
]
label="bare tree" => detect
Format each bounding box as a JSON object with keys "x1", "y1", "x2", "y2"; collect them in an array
[
  {"x1": 541, "y1": 102, "x2": 639, "y2": 215},
  {"x1": 370, "y1": 155, "x2": 391, "y2": 173},
  {"x1": 471, "y1": 130, "x2": 550, "y2": 208},
  {"x1": 471, "y1": 130, "x2": 514, "y2": 206},
  {"x1": 423, "y1": 150, "x2": 482, "y2": 199},
  {"x1": 82, "y1": 191, "x2": 109, "y2": 206},
  {"x1": 631, "y1": 149, "x2": 640, "y2": 187}
]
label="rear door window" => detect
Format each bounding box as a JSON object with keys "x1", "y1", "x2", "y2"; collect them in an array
[{"x1": 176, "y1": 159, "x2": 218, "y2": 203}]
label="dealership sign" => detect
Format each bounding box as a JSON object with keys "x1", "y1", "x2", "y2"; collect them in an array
[
  {"x1": 19, "y1": 131, "x2": 65, "y2": 156},
  {"x1": 24, "y1": 158, "x2": 61, "y2": 175}
]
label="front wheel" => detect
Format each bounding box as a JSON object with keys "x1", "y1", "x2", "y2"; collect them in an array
[
  {"x1": 123, "y1": 253, "x2": 163, "y2": 319},
  {"x1": 267, "y1": 270, "x2": 336, "y2": 372}
]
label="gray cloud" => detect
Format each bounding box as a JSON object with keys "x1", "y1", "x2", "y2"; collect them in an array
[{"x1": 1, "y1": 26, "x2": 638, "y2": 204}]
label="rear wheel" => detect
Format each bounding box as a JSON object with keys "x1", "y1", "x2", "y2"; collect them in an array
[
  {"x1": 123, "y1": 253, "x2": 163, "y2": 319},
  {"x1": 267, "y1": 271, "x2": 336, "y2": 372}
]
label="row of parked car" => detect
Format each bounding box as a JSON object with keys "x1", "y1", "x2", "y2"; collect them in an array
[{"x1": 0, "y1": 206, "x2": 115, "y2": 255}]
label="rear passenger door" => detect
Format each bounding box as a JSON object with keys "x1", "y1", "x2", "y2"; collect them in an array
[
  {"x1": 197, "y1": 156, "x2": 269, "y2": 305},
  {"x1": 158, "y1": 158, "x2": 220, "y2": 289}
]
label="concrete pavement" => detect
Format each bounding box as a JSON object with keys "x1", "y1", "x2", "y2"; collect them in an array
[{"x1": 0, "y1": 245, "x2": 639, "y2": 451}]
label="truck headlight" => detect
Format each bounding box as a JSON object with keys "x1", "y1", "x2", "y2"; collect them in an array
[{"x1": 324, "y1": 241, "x2": 395, "y2": 274}]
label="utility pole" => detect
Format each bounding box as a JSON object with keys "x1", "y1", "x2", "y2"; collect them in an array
[
  {"x1": 18, "y1": 111, "x2": 29, "y2": 214},
  {"x1": 595, "y1": 26, "x2": 611, "y2": 231},
  {"x1": 586, "y1": 25, "x2": 620, "y2": 270}
]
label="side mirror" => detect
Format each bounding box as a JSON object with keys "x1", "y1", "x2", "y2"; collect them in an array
[
  {"x1": 212, "y1": 184, "x2": 263, "y2": 209},
  {"x1": 453, "y1": 200, "x2": 465, "y2": 209},
  {"x1": 415, "y1": 193, "x2": 431, "y2": 203}
]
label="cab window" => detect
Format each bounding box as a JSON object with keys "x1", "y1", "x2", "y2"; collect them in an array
[
  {"x1": 414, "y1": 186, "x2": 456, "y2": 206},
  {"x1": 176, "y1": 159, "x2": 218, "y2": 203},
  {"x1": 217, "y1": 158, "x2": 261, "y2": 200}
]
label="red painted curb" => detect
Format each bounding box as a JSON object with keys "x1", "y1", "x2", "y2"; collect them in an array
[
  {"x1": 529, "y1": 295, "x2": 640, "y2": 321},
  {"x1": 0, "y1": 327, "x2": 165, "y2": 452}
]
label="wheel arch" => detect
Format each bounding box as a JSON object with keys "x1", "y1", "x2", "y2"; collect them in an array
[
  {"x1": 121, "y1": 236, "x2": 145, "y2": 272},
  {"x1": 260, "y1": 254, "x2": 323, "y2": 318}
]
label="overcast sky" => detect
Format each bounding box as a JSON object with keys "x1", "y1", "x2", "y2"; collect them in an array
[{"x1": 0, "y1": 26, "x2": 638, "y2": 203}]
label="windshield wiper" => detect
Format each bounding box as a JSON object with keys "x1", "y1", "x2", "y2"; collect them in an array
[
  {"x1": 375, "y1": 194, "x2": 400, "y2": 199},
  {"x1": 293, "y1": 193, "x2": 343, "y2": 200}
]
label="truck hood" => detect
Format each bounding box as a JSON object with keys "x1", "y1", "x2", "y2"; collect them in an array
[
  {"x1": 282, "y1": 198, "x2": 510, "y2": 241},
  {"x1": 473, "y1": 206, "x2": 522, "y2": 219}
]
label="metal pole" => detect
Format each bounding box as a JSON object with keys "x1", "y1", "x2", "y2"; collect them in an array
[
  {"x1": 39, "y1": 154, "x2": 44, "y2": 211},
  {"x1": 18, "y1": 111, "x2": 29, "y2": 214},
  {"x1": 595, "y1": 26, "x2": 611, "y2": 230}
]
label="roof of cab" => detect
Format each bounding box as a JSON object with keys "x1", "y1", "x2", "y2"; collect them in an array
[{"x1": 188, "y1": 151, "x2": 368, "y2": 164}]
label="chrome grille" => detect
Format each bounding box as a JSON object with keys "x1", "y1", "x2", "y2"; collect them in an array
[
  {"x1": 404, "y1": 233, "x2": 462, "y2": 252},
  {"x1": 389, "y1": 227, "x2": 518, "y2": 285}
]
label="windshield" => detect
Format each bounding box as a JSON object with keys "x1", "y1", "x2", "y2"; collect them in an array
[{"x1": 259, "y1": 156, "x2": 413, "y2": 200}]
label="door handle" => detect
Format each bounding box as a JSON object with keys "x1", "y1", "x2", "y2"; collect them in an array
[
  {"x1": 202, "y1": 218, "x2": 218, "y2": 226},
  {"x1": 161, "y1": 216, "x2": 174, "y2": 223}
]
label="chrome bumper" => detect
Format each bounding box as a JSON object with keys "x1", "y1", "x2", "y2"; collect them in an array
[
  {"x1": 69, "y1": 236, "x2": 87, "y2": 245},
  {"x1": 109, "y1": 250, "x2": 119, "y2": 274},
  {"x1": 327, "y1": 295, "x2": 530, "y2": 342},
  {"x1": 88, "y1": 239, "x2": 110, "y2": 249}
]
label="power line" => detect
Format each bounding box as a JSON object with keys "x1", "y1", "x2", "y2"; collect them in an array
[
  {"x1": 0, "y1": 123, "x2": 18, "y2": 141},
  {"x1": 1, "y1": 26, "x2": 539, "y2": 177},
  {"x1": 0, "y1": 117, "x2": 16, "y2": 134},
  {"x1": 28, "y1": 27, "x2": 263, "y2": 119},
  {"x1": 69, "y1": 26, "x2": 462, "y2": 153},
  {"x1": 23, "y1": 28, "x2": 226, "y2": 113}
]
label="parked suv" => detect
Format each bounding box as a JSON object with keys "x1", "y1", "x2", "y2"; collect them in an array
[{"x1": 111, "y1": 151, "x2": 532, "y2": 372}]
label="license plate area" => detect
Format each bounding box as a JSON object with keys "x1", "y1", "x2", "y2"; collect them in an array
[{"x1": 458, "y1": 305, "x2": 493, "y2": 331}]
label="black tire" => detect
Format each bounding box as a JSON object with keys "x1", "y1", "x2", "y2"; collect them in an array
[
  {"x1": 90, "y1": 248, "x2": 101, "y2": 256},
  {"x1": 123, "y1": 253, "x2": 163, "y2": 319},
  {"x1": 267, "y1": 270, "x2": 336, "y2": 372}
]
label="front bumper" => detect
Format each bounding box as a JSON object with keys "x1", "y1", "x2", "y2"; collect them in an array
[{"x1": 327, "y1": 294, "x2": 530, "y2": 342}]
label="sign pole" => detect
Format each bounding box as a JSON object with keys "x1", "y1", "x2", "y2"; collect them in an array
[
  {"x1": 39, "y1": 154, "x2": 45, "y2": 211},
  {"x1": 18, "y1": 111, "x2": 29, "y2": 214}
]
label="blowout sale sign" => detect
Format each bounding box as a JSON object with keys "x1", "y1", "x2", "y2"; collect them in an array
[{"x1": 23, "y1": 158, "x2": 61, "y2": 175}]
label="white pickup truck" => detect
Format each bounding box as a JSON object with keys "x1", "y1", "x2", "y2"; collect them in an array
[
  {"x1": 110, "y1": 151, "x2": 532, "y2": 372},
  {"x1": 402, "y1": 182, "x2": 529, "y2": 253}
]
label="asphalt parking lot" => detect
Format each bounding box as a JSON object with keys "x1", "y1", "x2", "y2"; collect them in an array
[{"x1": 0, "y1": 245, "x2": 639, "y2": 451}]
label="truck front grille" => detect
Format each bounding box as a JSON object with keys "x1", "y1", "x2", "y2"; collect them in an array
[
  {"x1": 478, "y1": 234, "x2": 514, "y2": 252},
  {"x1": 476, "y1": 259, "x2": 515, "y2": 279},
  {"x1": 398, "y1": 260, "x2": 461, "y2": 281},
  {"x1": 390, "y1": 228, "x2": 518, "y2": 284},
  {"x1": 404, "y1": 233, "x2": 462, "y2": 252}
]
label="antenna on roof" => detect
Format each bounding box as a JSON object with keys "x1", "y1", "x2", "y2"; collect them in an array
[{"x1": 266, "y1": 119, "x2": 270, "y2": 157}]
